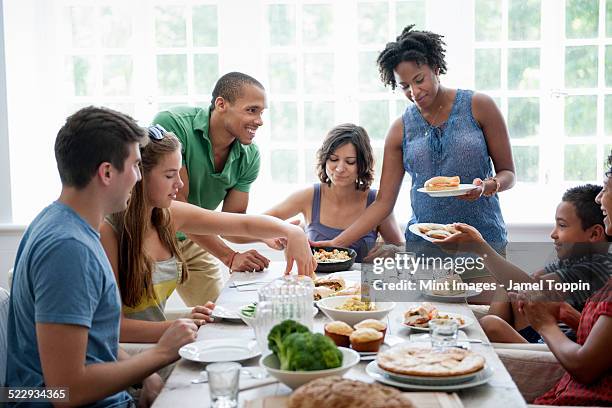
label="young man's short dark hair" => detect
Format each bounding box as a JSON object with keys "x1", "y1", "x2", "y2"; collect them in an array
[
  {"x1": 562, "y1": 184, "x2": 605, "y2": 230},
  {"x1": 55, "y1": 106, "x2": 146, "y2": 189},
  {"x1": 209, "y1": 72, "x2": 265, "y2": 110}
]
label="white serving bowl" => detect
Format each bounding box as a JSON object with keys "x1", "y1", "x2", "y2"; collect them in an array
[
  {"x1": 259, "y1": 347, "x2": 360, "y2": 389},
  {"x1": 317, "y1": 295, "x2": 396, "y2": 327}
]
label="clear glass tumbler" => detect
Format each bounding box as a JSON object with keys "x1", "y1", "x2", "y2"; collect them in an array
[
  {"x1": 429, "y1": 318, "x2": 459, "y2": 350},
  {"x1": 254, "y1": 275, "x2": 314, "y2": 353},
  {"x1": 206, "y1": 362, "x2": 241, "y2": 408}
]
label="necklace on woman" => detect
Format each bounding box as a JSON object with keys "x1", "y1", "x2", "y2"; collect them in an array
[{"x1": 424, "y1": 90, "x2": 446, "y2": 137}]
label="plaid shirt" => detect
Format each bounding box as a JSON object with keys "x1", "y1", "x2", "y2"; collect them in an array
[{"x1": 534, "y1": 278, "x2": 612, "y2": 406}]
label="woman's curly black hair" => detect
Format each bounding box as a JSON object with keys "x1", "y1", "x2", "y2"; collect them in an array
[{"x1": 376, "y1": 24, "x2": 447, "y2": 90}]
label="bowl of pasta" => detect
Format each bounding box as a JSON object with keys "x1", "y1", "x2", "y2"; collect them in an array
[{"x1": 311, "y1": 246, "x2": 357, "y2": 273}]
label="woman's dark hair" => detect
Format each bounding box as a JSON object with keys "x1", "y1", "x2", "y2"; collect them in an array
[
  {"x1": 376, "y1": 24, "x2": 447, "y2": 90},
  {"x1": 316, "y1": 123, "x2": 374, "y2": 191},
  {"x1": 606, "y1": 151, "x2": 612, "y2": 177}
]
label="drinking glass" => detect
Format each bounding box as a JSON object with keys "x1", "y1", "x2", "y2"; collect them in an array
[
  {"x1": 253, "y1": 275, "x2": 314, "y2": 353},
  {"x1": 429, "y1": 319, "x2": 458, "y2": 350},
  {"x1": 206, "y1": 362, "x2": 241, "y2": 408}
]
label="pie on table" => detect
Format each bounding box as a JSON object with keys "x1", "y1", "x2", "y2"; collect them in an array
[{"x1": 377, "y1": 345, "x2": 485, "y2": 377}]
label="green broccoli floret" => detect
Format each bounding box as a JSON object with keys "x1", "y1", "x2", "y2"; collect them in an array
[
  {"x1": 281, "y1": 332, "x2": 343, "y2": 371},
  {"x1": 267, "y1": 319, "x2": 309, "y2": 358}
]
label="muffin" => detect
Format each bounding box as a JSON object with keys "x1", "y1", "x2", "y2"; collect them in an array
[
  {"x1": 324, "y1": 321, "x2": 354, "y2": 347},
  {"x1": 349, "y1": 328, "x2": 383, "y2": 352},
  {"x1": 354, "y1": 319, "x2": 387, "y2": 340}
]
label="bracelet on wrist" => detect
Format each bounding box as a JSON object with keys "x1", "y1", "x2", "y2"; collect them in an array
[
  {"x1": 483, "y1": 177, "x2": 500, "y2": 197},
  {"x1": 226, "y1": 251, "x2": 238, "y2": 269}
]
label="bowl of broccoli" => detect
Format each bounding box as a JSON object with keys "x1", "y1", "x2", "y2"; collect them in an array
[{"x1": 259, "y1": 320, "x2": 360, "y2": 389}]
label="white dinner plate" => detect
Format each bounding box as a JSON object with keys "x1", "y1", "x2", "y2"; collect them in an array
[
  {"x1": 400, "y1": 312, "x2": 474, "y2": 332},
  {"x1": 179, "y1": 339, "x2": 260, "y2": 363},
  {"x1": 366, "y1": 361, "x2": 494, "y2": 391},
  {"x1": 417, "y1": 184, "x2": 477, "y2": 198},
  {"x1": 210, "y1": 305, "x2": 243, "y2": 322},
  {"x1": 408, "y1": 223, "x2": 438, "y2": 242},
  {"x1": 423, "y1": 289, "x2": 482, "y2": 302}
]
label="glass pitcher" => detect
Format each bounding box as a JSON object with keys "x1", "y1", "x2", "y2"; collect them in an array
[{"x1": 253, "y1": 275, "x2": 314, "y2": 353}]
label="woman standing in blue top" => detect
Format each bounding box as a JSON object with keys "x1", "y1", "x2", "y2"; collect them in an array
[
  {"x1": 264, "y1": 123, "x2": 404, "y2": 262},
  {"x1": 319, "y1": 24, "x2": 515, "y2": 259}
]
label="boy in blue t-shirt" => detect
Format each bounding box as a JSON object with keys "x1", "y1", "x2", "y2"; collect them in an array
[{"x1": 6, "y1": 107, "x2": 198, "y2": 407}]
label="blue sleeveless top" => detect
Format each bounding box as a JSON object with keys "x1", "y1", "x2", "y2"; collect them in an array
[
  {"x1": 402, "y1": 89, "x2": 507, "y2": 248},
  {"x1": 306, "y1": 183, "x2": 378, "y2": 262}
]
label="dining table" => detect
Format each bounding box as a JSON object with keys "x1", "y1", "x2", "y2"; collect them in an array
[{"x1": 152, "y1": 261, "x2": 527, "y2": 408}]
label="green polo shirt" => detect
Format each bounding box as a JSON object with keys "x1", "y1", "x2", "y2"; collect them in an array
[{"x1": 153, "y1": 106, "x2": 260, "y2": 211}]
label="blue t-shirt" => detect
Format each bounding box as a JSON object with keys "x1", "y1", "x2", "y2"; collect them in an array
[{"x1": 6, "y1": 201, "x2": 132, "y2": 408}]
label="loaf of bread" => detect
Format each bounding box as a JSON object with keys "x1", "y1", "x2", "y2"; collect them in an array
[{"x1": 288, "y1": 377, "x2": 413, "y2": 408}]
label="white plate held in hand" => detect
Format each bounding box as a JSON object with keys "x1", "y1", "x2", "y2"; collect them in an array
[{"x1": 417, "y1": 184, "x2": 477, "y2": 197}]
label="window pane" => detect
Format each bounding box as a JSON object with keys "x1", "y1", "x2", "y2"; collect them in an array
[
  {"x1": 604, "y1": 144, "x2": 612, "y2": 172},
  {"x1": 605, "y1": 95, "x2": 612, "y2": 136},
  {"x1": 358, "y1": 2, "x2": 388, "y2": 45},
  {"x1": 268, "y1": 54, "x2": 296, "y2": 94},
  {"x1": 508, "y1": 97, "x2": 539, "y2": 138},
  {"x1": 268, "y1": 4, "x2": 295, "y2": 46},
  {"x1": 157, "y1": 55, "x2": 187, "y2": 95},
  {"x1": 155, "y1": 6, "x2": 186, "y2": 48},
  {"x1": 359, "y1": 51, "x2": 385, "y2": 92},
  {"x1": 103, "y1": 55, "x2": 132, "y2": 96},
  {"x1": 565, "y1": 95, "x2": 597, "y2": 137},
  {"x1": 475, "y1": 0, "x2": 502, "y2": 41},
  {"x1": 70, "y1": 56, "x2": 95, "y2": 96},
  {"x1": 512, "y1": 146, "x2": 539, "y2": 182},
  {"x1": 158, "y1": 102, "x2": 188, "y2": 111},
  {"x1": 359, "y1": 101, "x2": 389, "y2": 140},
  {"x1": 396, "y1": 1, "x2": 425, "y2": 31},
  {"x1": 193, "y1": 5, "x2": 218, "y2": 47},
  {"x1": 395, "y1": 100, "x2": 409, "y2": 117},
  {"x1": 304, "y1": 101, "x2": 334, "y2": 142},
  {"x1": 270, "y1": 102, "x2": 297, "y2": 141},
  {"x1": 101, "y1": 7, "x2": 132, "y2": 48},
  {"x1": 271, "y1": 150, "x2": 298, "y2": 183},
  {"x1": 564, "y1": 144, "x2": 596, "y2": 181},
  {"x1": 607, "y1": 46, "x2": 612, "y2": 87},
  {"x1": 194, "y1": 54, "x2": 218, "y2": 95},
  {"x1": 508, "y1": 48, "x2": 540, "y2": 90},
  {"x1": 565, "y1": 46, "x2": 598, "y2": 88},
  {"x1": 305, "y1": 148, "x2": 318, "y2": 183},
  {"x1": 475, "y1": 49, "x2": 501, "y2": 90},
  {"x1": 608, "y1": 0, "x2": 612, "y2": 37},
  {"x1": 302, "y1": 4, "x2": 333, "y2": 46},
  {"x1": 304, "y1": 53, "x2": 334, "y2": 94},
  {"x1": 102, "y1": 102, "x2": 134, "y2": 117},
  {"x1": 565, "y1": 0, "x2": 598, "y2": 39},
  {"x1": 509, "y1": 0, "x2": 541, "y2": 40},
  {"x1": 373, "y1": 147, "x2": 383, "y2": 183},
  {"x1": 69, "y1": 6, "x2": 96, "y2": 48}
]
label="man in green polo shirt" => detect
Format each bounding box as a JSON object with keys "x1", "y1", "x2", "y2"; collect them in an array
[{"x1": 153, "y1": 72, "x2": 271, "y2": 306}]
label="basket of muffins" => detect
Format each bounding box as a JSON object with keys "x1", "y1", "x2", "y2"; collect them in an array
[{"x1": 324, "y1": 319, "x2": 389, "y2": 358}]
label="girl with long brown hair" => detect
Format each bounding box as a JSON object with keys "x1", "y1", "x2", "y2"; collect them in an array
[{"x1": 101, "y1": 126, "x2": 316, "y2": 342}]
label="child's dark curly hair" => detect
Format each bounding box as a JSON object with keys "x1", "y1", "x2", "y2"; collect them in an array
[{"x1": 376, "y1": 24, "x2": 447, "y2": 90}]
